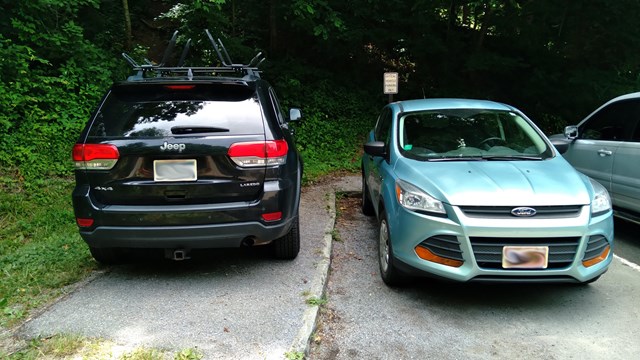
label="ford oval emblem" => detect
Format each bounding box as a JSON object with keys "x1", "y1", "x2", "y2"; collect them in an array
[{"x1": 511, "y1": 207, "x2": 537, "y2": 217}]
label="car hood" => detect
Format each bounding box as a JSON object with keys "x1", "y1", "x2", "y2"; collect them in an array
[{"x1": 394, "y1": 157, "x2": 592, "y2": 206}]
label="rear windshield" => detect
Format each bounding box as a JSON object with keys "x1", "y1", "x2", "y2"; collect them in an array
[{"x1": 87, "y1": 83, "x2": 264, "y2": 138}]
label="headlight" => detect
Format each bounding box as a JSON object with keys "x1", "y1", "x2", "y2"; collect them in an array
[
  {"x1": 395, "y1": 179, "x2": 446, "y2": 216},
  {"x1": 590, "y1": 179, "x2": 611, "y2": 216}
]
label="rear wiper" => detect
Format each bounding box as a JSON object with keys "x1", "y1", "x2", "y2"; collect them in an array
[
  {"x1": 481, "y1": 155, "x2": 543, "y2": 161},
  {"x1": 171, "y1": 126, "x2": 229, "y2": 134}
]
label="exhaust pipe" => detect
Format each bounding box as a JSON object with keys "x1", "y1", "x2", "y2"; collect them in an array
[{"x1": 242, "y1": 237, "x2": 255, "y2": 247}]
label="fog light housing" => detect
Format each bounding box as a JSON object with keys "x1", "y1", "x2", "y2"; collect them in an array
[
  {"x1": 415, "y1": 246, "x2": 463, "y2": 267},
  {"x1": 582, "y1": 245, "x2": 610, "y2": 267}
]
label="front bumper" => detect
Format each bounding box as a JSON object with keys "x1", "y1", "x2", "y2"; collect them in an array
[{"x1": 388, "y1": 204, "x2": 614, "y2": 283}]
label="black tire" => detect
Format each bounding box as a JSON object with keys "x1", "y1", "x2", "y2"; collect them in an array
[
  {"x1": 273, "y1": 216, "x2": 300, "y2": 260},
  {"x1": 378, "y1": 212, "x2": 405, "y2": 286},
  {"x1": 89, "y1": 247, "x2": 121, "y2": 265},
  {"x1": 361, "y1": 171, "x2": 375, "y2": 216}
]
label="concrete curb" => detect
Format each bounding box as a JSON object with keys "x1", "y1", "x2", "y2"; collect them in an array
[{"x1": 289, "y1": 190, "x2": 336, "y2": 357}]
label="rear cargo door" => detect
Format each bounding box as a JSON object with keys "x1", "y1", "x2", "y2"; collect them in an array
[{"x1": 79, "y1": 82, "x2": 268, "y2": 206}]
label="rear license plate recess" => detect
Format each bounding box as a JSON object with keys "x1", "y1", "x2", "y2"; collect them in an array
[{"x1": 153, "y1": 159, "x2": 197, "y2": 182}]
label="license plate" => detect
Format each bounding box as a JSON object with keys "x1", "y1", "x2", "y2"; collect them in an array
[
  {"x1": 502, "y1": 246, "x2": 549, "y2": 269},
  {"x1": 153, "y1": 159, "x2": 197, "y2": 182}
]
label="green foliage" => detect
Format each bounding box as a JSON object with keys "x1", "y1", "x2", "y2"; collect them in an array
[
  {"x1": 285, "y1": 350, "x2": 306, "y2": 360},
  {"x1": 174, "y1": 348, "x2": 204, "y2": 360},
  {"x1": 0, "y1": 1, "x2": 120, "y2": 180},
  {"x1": 4, "y1": 334, "x2": 204, "y2": 360},
  {"x1": 292, "y1": 84, "x2": 378, "y2": 180},
  {"x1": 0, "y1": 177, "x2": 96, "y2": 327},
  {"x1": 305, "y1": 296, "x2": 328, "y2": 306},
  {"x1": 265, "y1": 64, "x2": 380, "y2": 181}
]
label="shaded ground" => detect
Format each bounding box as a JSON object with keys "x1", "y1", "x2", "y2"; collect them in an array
[{"x1": 310, "y1": 193, "x2": 640, "y2": 360}]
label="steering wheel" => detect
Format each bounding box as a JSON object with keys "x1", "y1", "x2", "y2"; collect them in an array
[{"x1": 478, "y1": 136, "x2": 506, "y2": 149}]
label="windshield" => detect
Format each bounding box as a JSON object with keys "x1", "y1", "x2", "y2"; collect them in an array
[{"x1": 398, "y1": 109, "x2": 553, "y2": 161}]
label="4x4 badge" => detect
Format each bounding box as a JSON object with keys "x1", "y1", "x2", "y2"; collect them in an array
[{"x1": 160, "y1": 142, "x2": 186, "y2": 152}]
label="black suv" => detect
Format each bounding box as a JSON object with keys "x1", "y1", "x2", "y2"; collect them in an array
[{"x1": 71, "y1": 31, "x2": 302, "y2": 263}]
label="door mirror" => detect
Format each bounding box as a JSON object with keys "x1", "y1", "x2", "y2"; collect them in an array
[
  {"x1": 364, "y1": 141, "x2": 386, "y2": 157},
  {"x1": 564, "y1": 125, "x2": 578, "y2": 140},
  {"x1": 289, "y1": 108, "x2": 302, "y2": 122}
]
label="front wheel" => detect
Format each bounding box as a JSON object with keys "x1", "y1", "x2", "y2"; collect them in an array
[
  {"x1": 378, "y1": 213, "x2": 405, "y2": 286},
  {"x1": 273, "y1": 217, "x2": 300, "y2": 260}
]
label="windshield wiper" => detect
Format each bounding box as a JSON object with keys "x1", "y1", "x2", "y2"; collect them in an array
[
  {"x1": 426, "y1": 155, "x2": 544, "y2": 161},
  {"x1": 481, "y1": 155, "x2": 543, "y2": 161},
  {"x1": 171, "y1": 126, "x2": 229, "y2": 134},
  {"x1": 427, "y1": 156, "x2": 485, "y2": 162}
]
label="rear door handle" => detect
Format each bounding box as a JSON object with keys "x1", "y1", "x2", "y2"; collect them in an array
[{"x1": 598, "y1": 149, "x2": 613, "y2": 157}]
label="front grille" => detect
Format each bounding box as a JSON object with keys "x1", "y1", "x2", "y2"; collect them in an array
[
  {"x1": 459, "y1": 205, "x2": 583, "y2": 219},
  {"x1": 583, "y1": 235, "x2": 610, "y2": 261},
  {"x1": 469, "y1": 237, "x2": 580, "y2": 269},
  {"x1": 417, "y1": 235, "x2": 464, "y2": 262}
]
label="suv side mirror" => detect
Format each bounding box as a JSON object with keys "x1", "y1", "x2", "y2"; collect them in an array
[
  {"x1": 364, "y1": 141, "x2": 387, "y2": 157},
  {"x1": 564, "y1": 125, "x2": 578, "y2": 140},
  {"x1": 289, "y1": 108, "x2": 302, "y2": 122}
]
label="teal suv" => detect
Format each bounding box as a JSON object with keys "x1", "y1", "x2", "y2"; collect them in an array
[{"x1": 361, "y1": 99, "x2": 614, "y2": 286}]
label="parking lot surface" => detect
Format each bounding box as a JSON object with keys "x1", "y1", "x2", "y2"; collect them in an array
[
  {"x1": 16, "y1": 176, "x2": 360, "y2": 359},
  {"x1": 309, "y1": 193, "x2": 640, "y2": 360}
]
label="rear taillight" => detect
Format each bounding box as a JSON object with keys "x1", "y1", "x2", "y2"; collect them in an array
[
  {"x1": 228, "y1": 140, "x2": 288, "y2": 167},
  {"x1": 73, "y1": 144, "x2": 119, "y2": 170}
]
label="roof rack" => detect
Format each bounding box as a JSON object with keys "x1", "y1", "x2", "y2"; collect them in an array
[{"x1": 122, "y1": 29, "x2": 265, "y2": 81}]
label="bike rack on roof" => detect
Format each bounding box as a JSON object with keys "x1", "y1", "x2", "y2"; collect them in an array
[{"x1": 122, "y1": 29, "x2": 265, "y2": 81}]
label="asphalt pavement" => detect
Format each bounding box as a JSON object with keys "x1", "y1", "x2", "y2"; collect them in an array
[
  {"x1": 14, "y1": 175, "x2": 361, "y2": 359},
  {"x1": 309, "y1": 193, "x2": 640, "y2": 360}
]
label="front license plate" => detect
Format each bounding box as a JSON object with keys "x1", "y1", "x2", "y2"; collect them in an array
[
  {"x1": 153, "y1": 159, "x2": 197, "y2": 182},
  {"x1": 502, "y1": 246, "x2": 549, "y2": 269}
]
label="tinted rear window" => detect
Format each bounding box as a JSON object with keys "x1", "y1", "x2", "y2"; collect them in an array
[{"x1": 88, "y1": 83, "x2": 264, "y2": 138}]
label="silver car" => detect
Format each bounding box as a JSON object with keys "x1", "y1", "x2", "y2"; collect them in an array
[{"x1": 553, "y1": 92, "x2": 640, "y2": 225}]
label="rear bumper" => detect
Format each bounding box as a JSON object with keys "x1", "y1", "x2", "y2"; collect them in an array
[
  {"x1": 80, "y1": 217, "x2": 294, "y2": 249},
  {"x1": 73, "y1": 177, "x2": 300, "y2": 249}
]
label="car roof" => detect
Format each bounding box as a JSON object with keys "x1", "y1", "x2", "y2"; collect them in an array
[
  {"x1": 578, "y1": 91, "x2": 640, "y2": 126},
  {"x1": 606, "y1": 91, "x2": 640, "y2": 103},
  {"x1": 392, "y1": 98, "x2": 516, "y2": 113}
]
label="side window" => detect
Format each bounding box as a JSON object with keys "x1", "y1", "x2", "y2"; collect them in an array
[
  {"x1": 374, "y1": 108, "x2": 393, "y2": 145},
  {"x1": 581, "y1": 99, "x2": 639, "y2": 141},
  {"x1": 268, "y1": 88, "x2": 286, "y2": 126},
  {"x1": 633, "y1": 122, "x2": 640, "y2": 142}
]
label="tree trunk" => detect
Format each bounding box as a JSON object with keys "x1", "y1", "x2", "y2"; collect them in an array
[
  {"x1": 447, "y1": 0, "x2": 457, "y2": 36},
  {"x1": 269, "y1": 0, "x2": 278, "y2": 55},
  {"x1": 475, "y1": 1, "x2": 495, "y2": 52},
  {"x1": 122, "y1": 0, "x2": 132, "y2": 49}
]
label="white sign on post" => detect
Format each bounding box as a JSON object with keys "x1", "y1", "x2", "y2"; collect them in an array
[{"x1": 383, "y1": 72, "x2": 399, "y2": 94}]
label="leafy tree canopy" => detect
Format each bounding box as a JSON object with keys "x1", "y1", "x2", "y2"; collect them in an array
[{"x1": 2, "y1": 0, "x2": 640, "y2": 179}]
